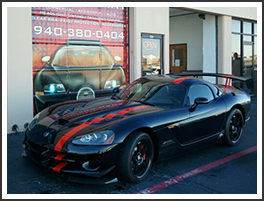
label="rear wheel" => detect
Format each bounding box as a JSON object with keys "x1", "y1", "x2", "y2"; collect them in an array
[
  {"x1": 222, "y1": 109, "x2": 244, "y2": 146},
  {"x1": 117, "y1": 132, "x2": 154, "y2": 183}
]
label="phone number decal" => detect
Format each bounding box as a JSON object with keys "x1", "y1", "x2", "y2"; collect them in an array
[{"x1": 33, "y1": 26, "x2": 124, "y2": 40}]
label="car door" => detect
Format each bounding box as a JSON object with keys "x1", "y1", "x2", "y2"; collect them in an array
[{"x1": 176, "y1": 84, "x2": 226, "y2": 144}]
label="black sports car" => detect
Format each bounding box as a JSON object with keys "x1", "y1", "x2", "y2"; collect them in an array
[
  {"x1": 34, "y1": 39, "x2": 126, "y2": 113},
  {"x1": 23, "y1": 73, "x2": 251, "y2": 184}
]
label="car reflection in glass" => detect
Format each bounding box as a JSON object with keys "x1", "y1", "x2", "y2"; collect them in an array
[{"x1": 34, "y1": 39, "x2": 126, "y2": 113}]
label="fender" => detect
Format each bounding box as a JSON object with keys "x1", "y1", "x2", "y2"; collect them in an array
[{"x1": 110, "y1": 107, "x2": 189, "y2": 144}]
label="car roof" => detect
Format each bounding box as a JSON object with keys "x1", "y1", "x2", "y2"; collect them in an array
[{"x1": 143, "y1": 74, "x2": 208, "y2": 87}]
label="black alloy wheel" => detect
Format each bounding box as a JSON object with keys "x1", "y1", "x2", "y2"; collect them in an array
[
  {"x1": 222, "y1": 108, "x2": 244, "y2": 146},
  {"x1": 229, "y1": 113, "x2": 243, "y2": 143},
  {"x1": 117, "y1": 132, "x2": 154, "y2": 183},
  {"x1": 131, "y1": 139, "x2": 152, "y2": 179}
]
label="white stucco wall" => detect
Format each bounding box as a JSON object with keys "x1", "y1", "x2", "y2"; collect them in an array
[
  {"x1": 170, "y1": 14, "x2": 203, "y2": 71},
  {"x1": 7, "y1": 7, "x2": 33, "y2": 133},
  {"x1": 129, "y1": 7, "x2": 170, "y2": 82},
  {"x1": 203, "y1": 14, "x2": 216, "y2": 83},
  {"x1": 217, "y1": 15, "x2": 233, "y2": 85},
  {"x1": 218, "y1": 16, "x2": 232, "y2": 78}
]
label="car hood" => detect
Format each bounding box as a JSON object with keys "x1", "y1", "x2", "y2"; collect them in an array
[{"x1": 27, "y1": 97, "x2": 162, "y2": 150}]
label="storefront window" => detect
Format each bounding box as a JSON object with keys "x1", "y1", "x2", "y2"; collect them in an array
[
  {"x1": 253, "y1": 24, "x2": 257, "y2": 80},
  {"x1": 243, "y1": 21, "x2": 252, "y2": 34},
  {"x1": 243, "y1": 44, "x2": 253, "y2": 76},
  {"x1": 253, "y1": 36, "x2": 257, "y2": 92},
  {"x1": 243, "y1": 35, "x2": 252, "y2": 42},
  {"x1": 254, "y1": 23, "x2": 257, "y2": 35},
  {"x1": 232, "y1": 19, "x2": 257, "y2": 95},
  {"x1": 32, "y1": 7, "x2": 129, "y2": 113},
  {"x1": 232, "y1": 20, "x2": 241, "y2": 33},
  {"x1": 254, "y1": 37, "x2": 257, "y2": 68},
  {"x1": 232, "y1": 34, "x2": 241, "y2": 76}
]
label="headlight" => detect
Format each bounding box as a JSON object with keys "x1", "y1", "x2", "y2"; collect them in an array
[
  {"x1": 72, "y1": 130, "x2": 115, "y2": 145},
  {"x1": 104, "y1": 80, "x2": 120, "y2": 89},
  {"x1": 44, "y1": 84, "x2": 66, "y2": 93},
  {"x1": 28, "y1": 113, "x2": 40, "y2": 130}
]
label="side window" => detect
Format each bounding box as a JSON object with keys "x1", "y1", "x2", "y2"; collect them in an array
[
  {"x1": 188, "y1": 85, "x2": 214, "y2": 105},
  {"x1": 146, "y1": 84, "x2": 187, "y2": 106}
]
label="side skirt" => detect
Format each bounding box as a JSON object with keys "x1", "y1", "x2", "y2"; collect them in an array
[
  {"x1": 180, "y1": 131, "x2": 225, "y2": 147},
  {"x1": 155, "y1": 130, "x2": 225, "y2": 163}
]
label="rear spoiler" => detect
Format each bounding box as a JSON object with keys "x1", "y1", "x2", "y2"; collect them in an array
[{"x1": 166, "y1": 73, "x2": 253, "y2": 88}]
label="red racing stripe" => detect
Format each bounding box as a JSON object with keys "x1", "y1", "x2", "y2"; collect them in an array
[
  {"x1": 104, "y1": 113, "x2": 118, "y2": 119},
  {"x1": 90, "y1": 117, "x2": 105, "y2": 123},
  {"x1": 54, "y1": 122, "x2": 91, "y2": 151},
  {"x1": 172, "y1": 76, "x2": 192, "y2": 84},
  {"x1": 116, "y1": 105, "x2": 148, "y2": 115},
  {"x1": 54, "y1": 105, "x2": 149, "y2": 151},
  {"x1": 54, "y1": 154, "x2": 66, "y2": 161},
  {"x1": 53, "y1": 162, "x2": 68, "y2": 173}
]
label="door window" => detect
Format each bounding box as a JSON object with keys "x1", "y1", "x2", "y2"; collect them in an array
[
  {"x1": 172, "y1": 49, "x2": 183, "y2": 67},
  {"x1": 141, "y1": 33, "x2": 163, "y2": 76},
  {"x1": 188, "y1": 85, "x2": 214, "y2": 105},
  {"x1": 169, "y1": 44, "x2": 187, "y2": 73}
]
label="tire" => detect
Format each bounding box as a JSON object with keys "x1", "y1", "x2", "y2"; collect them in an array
[
  {"x1": 117, "y1": 132, "x2": 154, "y2": 183},
  {"x1": 222, "y1": 108, "x2": 244, "y2": 146}
]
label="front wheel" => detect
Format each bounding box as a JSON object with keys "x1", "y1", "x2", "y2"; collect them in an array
[
  {"x1": 222, "y1": 109, "x2": 244, "y2": 146},
  {"x1": 117, "y1": 132, "x2": 154, "y2": 183}
]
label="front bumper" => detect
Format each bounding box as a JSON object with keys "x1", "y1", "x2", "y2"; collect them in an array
[{"x1": 23, "y1": 139, "x2": 120, "y2": 184}]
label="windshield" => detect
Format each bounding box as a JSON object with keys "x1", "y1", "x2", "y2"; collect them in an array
[
  {"x1": 117, "y1": 78, "x2": 187, "y2": 107},
  {"x1": 52, "y1": 45, "x2": 114, "y2": 67}
]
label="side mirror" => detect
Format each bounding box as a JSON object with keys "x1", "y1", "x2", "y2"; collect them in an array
[
  {"x1": 190, "y1": 97, "x2": 209, "y2": 111},
  {"x1": 41, "y1": 56, "x2": 51, "y2": 63},
  {"x1": 195, "y1": 97, "x2": 209, "y2": 105},
  {"x1": 114, "y1": 56, "x2": 122, "y2": 62}
]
